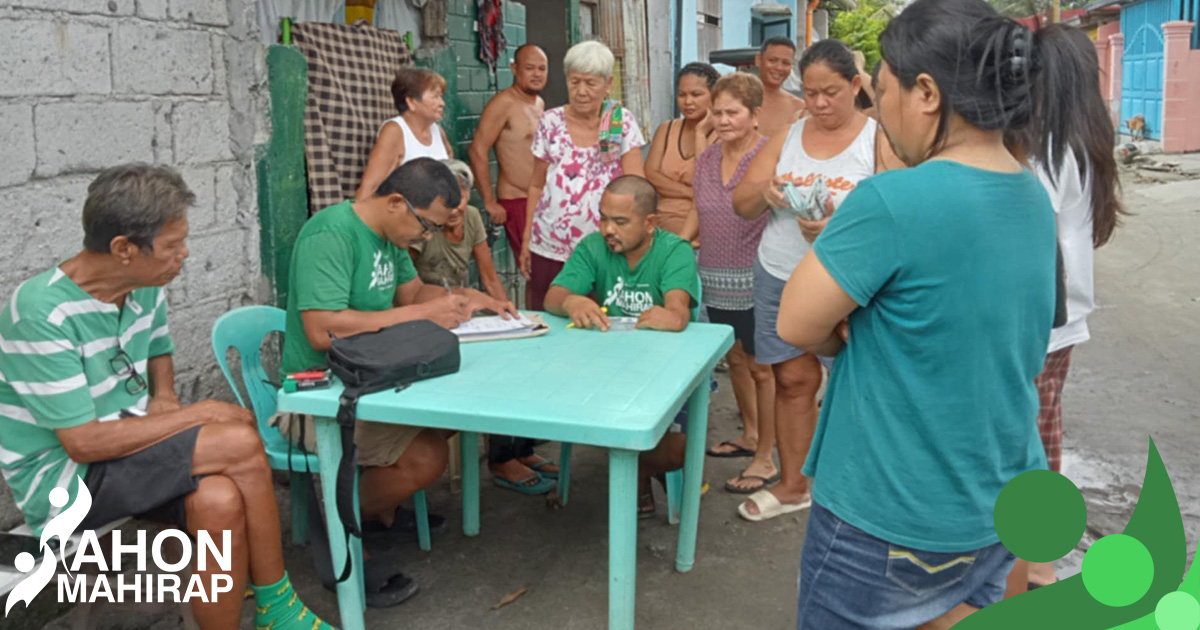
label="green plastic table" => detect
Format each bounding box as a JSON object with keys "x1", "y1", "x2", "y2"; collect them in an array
[{"x1": 276, "y1": 313, "x2": 732, "y2": 630}]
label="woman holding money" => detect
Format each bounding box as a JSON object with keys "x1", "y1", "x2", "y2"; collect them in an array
[{"x1": 731, "y1": 38, "x2": 898, "y2": 522}]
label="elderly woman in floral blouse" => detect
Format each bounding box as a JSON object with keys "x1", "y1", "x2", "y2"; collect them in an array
[{"x1": 518, "y1": 40, "x2": 645, "y2": 310}]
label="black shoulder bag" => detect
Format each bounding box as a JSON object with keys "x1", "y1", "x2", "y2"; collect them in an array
[{"x1": 325, "y1": 319, "x2": 460, "y2": 581}]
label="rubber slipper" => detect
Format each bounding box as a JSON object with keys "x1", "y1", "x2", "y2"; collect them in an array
[
  {"x1": 706, "y1": 440, "x2": 756, "y2": 458},
  {"x1": 364, "y1": 570, "x2": 420, "y2": 608},
  {"x1": 527, "y1": 459, "x2": 559, "y2": 479},
  {"x1": 638, "y1": 492, "x2": 656, "y2": 520},
  {"x1": 724, "y1": 473, "x2": 780, "y2": 495},
  {"x1": 737, "y1": 490, "x2": 811, "y2": 522},
  {"x1": 493, "y1": 472, "x2": 556, "y2": 495},
  {"x1": 363, "y1": 505, "x2": 448, "y2": 537}
]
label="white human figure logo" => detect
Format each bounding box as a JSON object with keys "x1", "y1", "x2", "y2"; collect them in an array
[
  {"x1": 603, "y1": 276, "x2": 625, "y2": 307},
  {"x1": 5, "y1": 478, "x2": 91, "y2": 616}
]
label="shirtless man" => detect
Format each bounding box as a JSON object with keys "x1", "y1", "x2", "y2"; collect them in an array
[
  {"x1": 755, "y1": 36, "x2": 806, "y2": 138},
  {"x1": 469, "y1": 44, "x2": 549, "y2": 257}
]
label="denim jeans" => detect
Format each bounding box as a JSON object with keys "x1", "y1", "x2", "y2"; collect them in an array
[{"x1": 797, "y1": 501, "x2": 1014, "y2": 630}]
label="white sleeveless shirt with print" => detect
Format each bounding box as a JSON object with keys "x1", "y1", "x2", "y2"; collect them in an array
[
  {"x1": 384, "y1": 115, "x2": 449, "y2": 164},
  {"x1": 757, "y1": 116, "x2": 878, "y2": 281}
]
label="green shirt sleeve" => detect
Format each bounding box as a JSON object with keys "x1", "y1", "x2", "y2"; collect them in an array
[
  {"x1": 394, "y1": 246, "x2": 418, "y2": 285},
  {"x1": 293, "y1": 232, "x2": 357, "y2": 311},
  {"x1": 658, "y1": 237, "x2": 700, "y2": 314},
  {"x1": 813, "y1": 180, "x2": 900, "y2": 307},
  {"x1": 0, "y1": 318, "x2": 95, "y2": 429},
  {"x1": 466, "y1": 207, "x2": 487, "y2": 247},
  {"x1": 551, "y1": 235, "x2": 600, "y2": 297},
  {"x1": 147, "y1": 291, "x2": 174, "y2": 357}
]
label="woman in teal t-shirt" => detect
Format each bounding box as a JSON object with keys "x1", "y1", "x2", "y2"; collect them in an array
[{"x1": 774, "y1": 0, "x2": 1100, "y2": 628}]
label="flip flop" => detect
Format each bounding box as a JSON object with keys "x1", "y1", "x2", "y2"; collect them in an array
[
  {"x1": 363, "y1": 559, "x2": 420, "y2": 608},
  {"x1": 724, "y1": 473, "x2": 780, "y2": 495},
  {"x1": 706, "y1": 440, "x2": 755, "y2": 458},
  {"x1": 363, "y1": 505, "x2": 448, "y2": 538},
  {"x1": 737, "y1": 489, "x2": 812, "y2": 522},
  {"x1": 527, "y1": 459, "x2": 559, "y2": 479},
  {"x1": 638, "y1": 491, "x2": 656, "y2": 520},
  {"x1": 493, "y1": 472, "x2": 556, "y2": 495}
]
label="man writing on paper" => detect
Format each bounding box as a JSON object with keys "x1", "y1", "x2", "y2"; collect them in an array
[
  {"x1": 279, "y1": 158, "x2": 516, "y2": 605},
  {"x1": 544, "y1": 175, "x2": 699, "y2": 518}
]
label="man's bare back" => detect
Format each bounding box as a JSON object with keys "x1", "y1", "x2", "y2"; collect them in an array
[
  {"x1": 759, "y1": 88, "x2": 806, "y2": 139},
  {"x1": 488, "y1": 87, "x2": 544, "y2": 199}
]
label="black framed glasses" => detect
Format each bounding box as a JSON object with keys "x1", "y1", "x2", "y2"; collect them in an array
[
  {"x1": 109, "y1": 348, "x2": 148, "y2": 396},
  {"x1": 403, "y1": 198, "x2": 445, "y2": 235}
]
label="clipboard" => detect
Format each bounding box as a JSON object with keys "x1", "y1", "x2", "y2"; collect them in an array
[{"x1": 454, "y1": 312, "x2": 551, "y2": 343}]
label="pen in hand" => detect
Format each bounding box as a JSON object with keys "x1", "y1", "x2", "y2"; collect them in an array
[{"x1": 442, "y1": 278, "x2": 453, "y2": 296}]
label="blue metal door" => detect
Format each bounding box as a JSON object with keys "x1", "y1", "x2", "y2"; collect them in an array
[{"x1": 1121, "y1": 0, "x2": 1173, "y2": 140}]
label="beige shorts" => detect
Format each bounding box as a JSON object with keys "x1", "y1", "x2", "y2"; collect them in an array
[{"x1": 270, "y1": 413, "x2": 423, "y2": 468}]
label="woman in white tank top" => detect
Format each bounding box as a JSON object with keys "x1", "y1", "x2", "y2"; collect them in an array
[
  {"x1": 356, "y1": 67, "x2": 454, "y2": 200},
  {"x1": 729, "y1": 39, "x2": 899, "y2": 521}
]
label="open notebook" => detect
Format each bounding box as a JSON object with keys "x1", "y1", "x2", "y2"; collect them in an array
[{"x1": 450, "y1": 313, "x2": 549, "y2": 342}]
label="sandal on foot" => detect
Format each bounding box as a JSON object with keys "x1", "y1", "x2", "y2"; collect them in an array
[
  {"x1": 364, "y1": 505, "x2": 448, "y2": 537},
  {"x1": 638, "y1": 491, "x2": 656, "y2": 519},
  {"x1": 737, "y1": 490, "x2": 811, "y2": 522},
  {"x1": 493, "y1": 472, "x2": 556, "y2": 495},
  {"x1": 724, "y1": 473, "x2": 780, "y2": 495},
  {"x1": 527, "y1": 459, "x2": 559, "y2": 479},
  {"x1": 706, "y1": 440, "x2": 756, "y2": 458}
]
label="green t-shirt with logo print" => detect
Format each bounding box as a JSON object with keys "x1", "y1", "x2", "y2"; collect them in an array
[
  {"x1": 551, "y1": 229, "x2": 699, "y2": 317},
  {"x1": 283, "y1": 201, "x2": 418, "y2": 374}
]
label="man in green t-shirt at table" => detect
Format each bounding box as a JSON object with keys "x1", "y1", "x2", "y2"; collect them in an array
[
  {"x1": 280, "y1": 158, "x2": 517, "y2": 603},
  {"x1": 545, "y1": 175, "x2": 700, "y2": 518}
]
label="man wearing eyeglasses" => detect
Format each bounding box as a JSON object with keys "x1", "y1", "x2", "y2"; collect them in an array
[
  {"x1": 278, "y1": 157, "x2": 515, "y2": 604},
  {"x1": 0, "y1": 164, "x2": 336, "y2": 630}
]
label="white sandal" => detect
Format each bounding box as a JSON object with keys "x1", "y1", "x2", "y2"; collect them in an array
[{"x1": 737, "y1": 489, "x2": 812, "y2": 522}]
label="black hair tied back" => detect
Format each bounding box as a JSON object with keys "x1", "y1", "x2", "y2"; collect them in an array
[{"x1": 880, "y1": 0, "x2": 1043, "y2": 156}]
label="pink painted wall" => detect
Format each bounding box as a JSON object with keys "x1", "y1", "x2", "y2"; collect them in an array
[{"x1": 1162, "y1": 21, "x2": 1200, "y2": 152}]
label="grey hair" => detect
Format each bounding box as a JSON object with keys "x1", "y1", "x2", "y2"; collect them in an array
[
  {"x1": 82, "y1": 163, "x2": 194, "y2": 253},
  {"x1": 440, "y1": 158, "x2": 474, "y2": 190},
  {"x1": 564, "y1": 40, "x2": 615, "y2": 79}
]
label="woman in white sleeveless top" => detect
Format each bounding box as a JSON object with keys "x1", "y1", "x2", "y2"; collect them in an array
[
  {"x1": 731, "y1": 40, "x2": 900, "y2": 521},
  {"x1": 356, "y1": 67, "x2": 454, "y2": 199}
]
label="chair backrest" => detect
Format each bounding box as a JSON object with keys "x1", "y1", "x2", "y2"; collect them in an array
[{"x1": 211, "y1": 306, "x2": 288, "y2": 451}]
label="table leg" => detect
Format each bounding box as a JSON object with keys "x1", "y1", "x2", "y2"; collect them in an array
[
  {"x1": 313, "y1": 416, "x2": 366, "y2": 630},
  {"x1": 609, "y1": 449, "x2": 639, "y2": 630},
  {"x1": 460, "y1": 431, "x2": 480, "y2": 536},
  {"x1": 676, "y1": 379, "x2": 710, "y2": 573},
  {"x1": 558, "y1": 443, "x2": 573, "y2": 506}
]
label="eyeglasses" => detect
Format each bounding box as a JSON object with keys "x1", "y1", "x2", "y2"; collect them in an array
[
  {"x1": 403, "y1": 198, "x2": 445, "y2": 235},
  {"x1": 109, "y1": 347, "x2": 148, "y2": 396}
]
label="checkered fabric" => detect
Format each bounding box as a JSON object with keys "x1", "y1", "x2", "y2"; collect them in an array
[
  {"x1": 1034, "y1": 346, "x2": 1074, "y2": 473},
  {"x1": 292, "y1": 20, "x2": 412, "y2": 215}
]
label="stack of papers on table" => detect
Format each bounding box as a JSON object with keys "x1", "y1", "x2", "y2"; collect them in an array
[{"x1": 450, "y1": 313, "x2": 547, "y2": 342}]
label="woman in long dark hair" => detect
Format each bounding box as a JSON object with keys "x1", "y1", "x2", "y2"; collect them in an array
[
  {"x1": 774, "y1": 0, "x2": 1099, "y2": 627},
  {"x1": 1008, "y1": 23, "x2": 1126, "y2": 589}
]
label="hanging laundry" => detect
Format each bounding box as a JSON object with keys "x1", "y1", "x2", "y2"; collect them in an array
[{"x1": 476, "y1": 0, "x2": 506, "y2": 74}]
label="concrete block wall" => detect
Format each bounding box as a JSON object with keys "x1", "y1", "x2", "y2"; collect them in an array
[
  {"x1": 445, "y1": 0, "x2": 526, "y2": 159},
  {"x1": 0, "y1": 0, "x2": 270, "y2": 529}
]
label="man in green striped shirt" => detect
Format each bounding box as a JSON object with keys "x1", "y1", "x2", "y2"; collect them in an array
[{"x1": 0, "y1": 164, "x2": 334, "y2": 630}]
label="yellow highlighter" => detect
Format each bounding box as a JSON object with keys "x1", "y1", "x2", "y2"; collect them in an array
[{"x1": 566, "y1": 306, "x2": 607, "y2": 329}]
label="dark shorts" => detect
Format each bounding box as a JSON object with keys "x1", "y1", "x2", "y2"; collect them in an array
[
  {"x1": 798, "y1": 502, "x2": 1014, "y2": 630},
  {"x1": 79, "y1": 426, "x2": 203, "y2": 531},
  {"x1": 527, "y1": 251, "x2": 565, "y2": 311},
  {"x1": 706, "y1": 306, "x2": 756, "y2": 357}
]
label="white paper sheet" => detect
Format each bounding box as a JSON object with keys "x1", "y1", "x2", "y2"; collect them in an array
[{"x1": 450, "y1": 314, "x2": 538, "y2": 338}]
